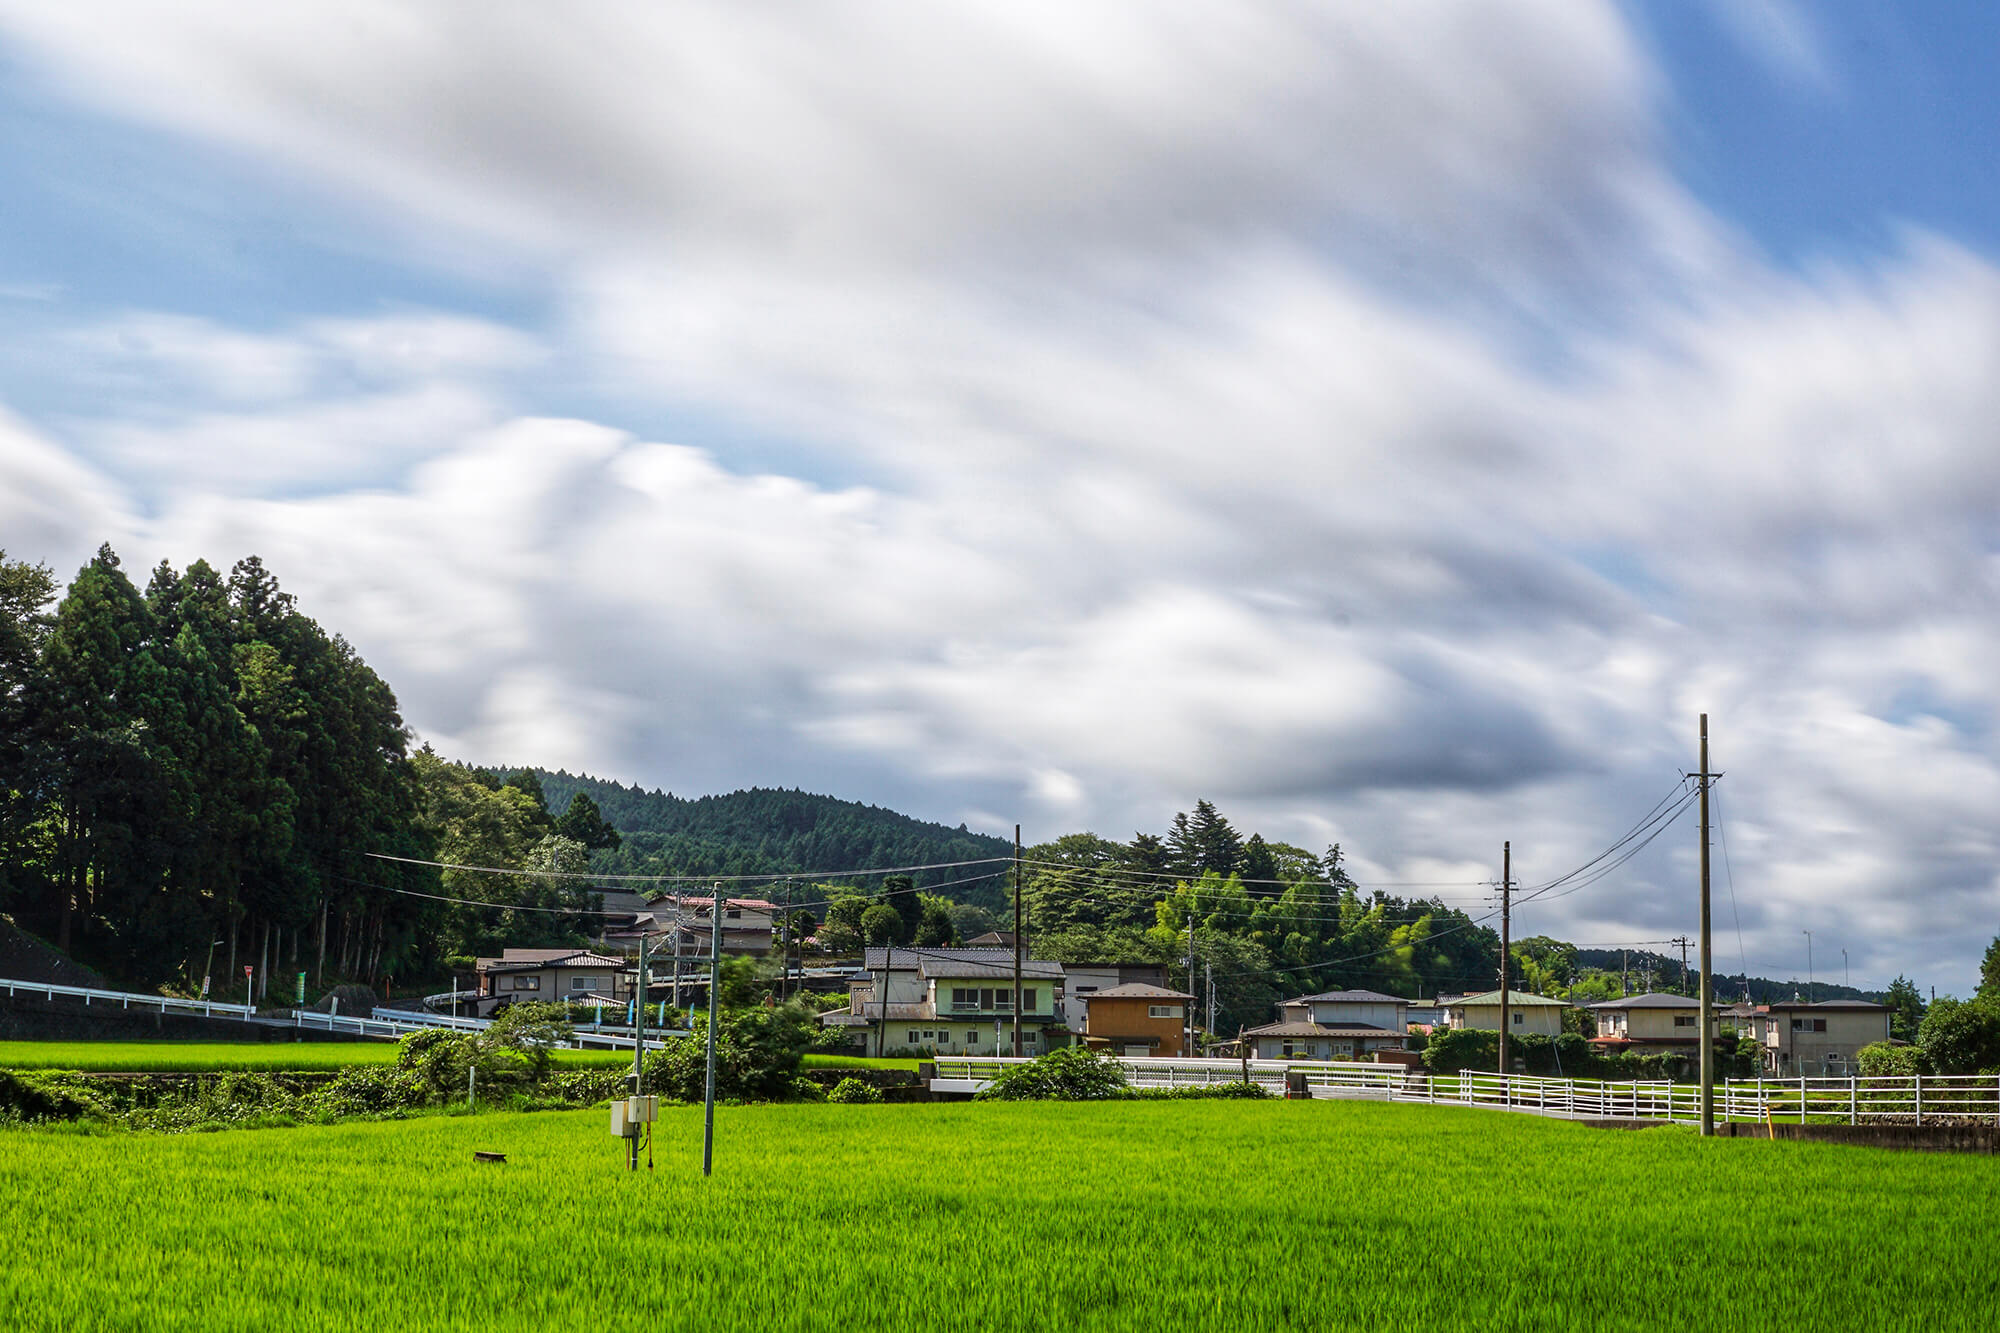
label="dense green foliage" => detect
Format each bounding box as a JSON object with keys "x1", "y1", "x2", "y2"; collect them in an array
[
  {"x1": 642, "y1": 1003, "x2": 820, "y2": 1102},
  {"x1": 0, "y1": 546, "x2": 437, "y2": 992},
  {"x1": 975, "y1": 1045, "x2": 1128, "y2": 1101},
  {"x1": 3, "y1": 1101, "x2": 1997, "y2": 1330},
  {"x1": 1916, "y1": 995, "x2": 2000, "y2": 1074},
  {"x1": 824, "y1": 1076, "x2": 883, "y2": 1104}
]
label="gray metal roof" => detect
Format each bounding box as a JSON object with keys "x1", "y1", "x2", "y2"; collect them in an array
[
  {"x1": 1241, "y1": 1020, "x2": 1400, "y2": 1039},
  {"x1": 1448, "y1": 990, "x2": 1569, "y2": 1007},
  {"x1": 860, "y1": 947, "x2": 1062, "y2": 979},
  {"x1": 1083, "y1": 982, "x2": 1193, "y2": 1001},
  {"x1": 1588, "y1": 992, "x2": 1699, "y2": 1010},
  {"x1": 1282, "y1": 989, "x2": 1407, "y2": 1006}
]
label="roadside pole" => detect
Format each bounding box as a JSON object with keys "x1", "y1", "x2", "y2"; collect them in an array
[
  {"x1": 1497, "y1": 843, "x2": 1511, "y2": 1086},
  {"x1": 1698, "y1": 714, "x2": 1715, "y2": 1137},
  {"x1": 1012, "y1": 824, "x2": 1023, "y2": 1059},
  {"x1": 702, "y1": 882, "x2": 721, "y2": 1177},
  {"x1": 629, "y1": 934, "x2": 649, "y2": 1171}
]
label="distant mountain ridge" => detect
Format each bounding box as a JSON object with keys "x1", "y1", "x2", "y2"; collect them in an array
[{"x1": 516, "y1": 770, "x2": 1016, "y2": 910}]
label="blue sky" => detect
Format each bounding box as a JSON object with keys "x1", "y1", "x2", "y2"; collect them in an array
[{"x1": 3, "y1": 1, "x2": 1998, "y2": 997}]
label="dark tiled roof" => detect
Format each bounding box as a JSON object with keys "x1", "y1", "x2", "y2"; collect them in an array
[{"x1": 861, "y1": 947, "x2": 1062, "y2": 979}]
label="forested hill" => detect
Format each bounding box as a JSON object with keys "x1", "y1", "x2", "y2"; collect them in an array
[{"x1": 522, "y1": 771, "x2": 1016, "y2": 907}]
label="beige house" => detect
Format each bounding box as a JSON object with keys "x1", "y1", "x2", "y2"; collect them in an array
[
  {"x1": 1745, "y1": 1000, "x2": 1891, "y2": 1075},
  {"x1": 1443, "y1": 989, "x2": 1568, "y2": 1037},
  {"x1": 474, "y1": 948, "x2": 633, "y2": 1017},
  {"x1": 1588, "y1": 993, "x2": 1719, "y2": 1053},
  {"x1": 820, "y1": 948, "x2": 1065, "y2": 1057},
  {"x1": 1234, "y1": 989, "x2": 1411, "y2": 1060}
]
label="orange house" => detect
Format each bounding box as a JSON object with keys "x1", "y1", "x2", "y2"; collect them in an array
[{"x1": 1079, "y1": 982, "x2": 1195, "y2": 1058}]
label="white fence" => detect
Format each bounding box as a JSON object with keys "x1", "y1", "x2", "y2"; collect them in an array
[
  {"x1": 288, "y1": 1006, "x2": 689, "y2": 1049},
  {"x1": 929, "y1": 1055, "x2": 2000, "y2": 1127},
  {"x1": 1, "y1": 975, "x2": 255, "y2": 1020}
]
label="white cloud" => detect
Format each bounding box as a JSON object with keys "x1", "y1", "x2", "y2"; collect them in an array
[{"x1": 1, "y1": 3, "x2": 1997, "y2": 993}]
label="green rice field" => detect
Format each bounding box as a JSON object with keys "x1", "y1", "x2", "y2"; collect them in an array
[
  {"x1": 3, "y1": 1099, "x2": 1993, "y2": 1331},
  {"x1": 0, "y1": 1040, "x2": 634, "y2": 1073}
]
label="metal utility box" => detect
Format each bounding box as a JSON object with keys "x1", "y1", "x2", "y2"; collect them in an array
[{"x1": 609, "y1": 1096, "x2": 659, "y2": 1138}]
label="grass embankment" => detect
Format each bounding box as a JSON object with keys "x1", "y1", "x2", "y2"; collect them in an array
[
  {"x1": 0, "y1": 1041, "x2": 632, "y2": 1073},
  {"x1": 800, "y1": 1053, "x2": 920, "y2": 1072},
  {"x1": 4, "y1": 1101, "x2": 1995, "y2": 1331}
]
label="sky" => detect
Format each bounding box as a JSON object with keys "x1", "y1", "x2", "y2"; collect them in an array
[{"x1": 3, "y1": 1, "x2": 1998, "y2": 997}]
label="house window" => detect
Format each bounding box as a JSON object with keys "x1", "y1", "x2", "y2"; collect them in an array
[
  {"x1": 1149, "y1": 1005, "x2": 1183, "y2": 1019},
  {"x1": 513, "y1": 976, "x2": 540, "y2": 991},
  {"x1": 1022, "y1": 988, "x2": 1038, "y2": 1011},
  {"x1": 907, "y1": 1031, "x2": 920, "y2": 1044},
  {"x1": 993, "y1": 990, "x2": 1012, "y2": 1011},
  {"x1": 725, "y1": 909, "x2": 741, "y2": 919},
  {"x1": 1511, "y1": 1012, "x2": 1523, "y2": 1025},
  {"x1": 1281, "y1": 1042, "x2": 1295, "y2": 1057},
  {"x1": 952, "y1": 988, "x2": 976, "y2": 1011},
  {"x1": 966, "y1": 1030, "x2": 978, "y2": 1044},
  {"x1": 571, "y1": 976, "x2": 604, "y2": 992},
  {"x1": 922, "y1": 1031, "x2": 935, "y2": 1040},
  {"x1": 1673, "y1": 1015, "x2": 1696, "y2": 1028},
  {"x1": 1812, "y1": 1019, "x2": 1827, "y2": 1033}
]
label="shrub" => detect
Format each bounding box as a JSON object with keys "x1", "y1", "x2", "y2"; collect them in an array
[
  {"x1": 1856, "y1": 1042, "x2": 1927, "y2": 1077},
  {"x1": 827, "y1": 1077, "x2": 883, "y2": 1104},
  {"x1": 1422, "y1": 1029, "x2": 1497, "y2": 1075},
  {"x1": 1128, "y1": 1080, "x2": 1268, "y2": 1100},
  {"x1": 644, "y1": 1003, "x2": 818, "y2": 1102},
  {"x1": 975, "y1": 1047, "x2": 1127, "y2": 1101}
]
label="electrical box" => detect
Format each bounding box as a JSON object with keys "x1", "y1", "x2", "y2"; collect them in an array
[{"x1": 609, "y1": 1096, "x2": 658, "y2": 1138}]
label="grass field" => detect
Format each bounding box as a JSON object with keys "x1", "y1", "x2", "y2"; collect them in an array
[
  {"x1": 0, "y1": 1040, "x2": 634, "y2": 1073},
  {"x1": 3, "y1": 1100, "x2": 1994, "y2": 1331}
]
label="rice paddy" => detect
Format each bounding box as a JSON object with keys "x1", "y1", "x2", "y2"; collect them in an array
[{"x1": 3, "y1": 1099, "x2": 1993, "y2": 1331}]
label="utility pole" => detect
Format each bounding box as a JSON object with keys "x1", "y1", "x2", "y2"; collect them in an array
[
  {"x1": 1697, "y1": 713, "x2": 1715, "y2": 1138},
  {"x1": 777, "y1": 881, "x2": 791, "y2": 1003},
  {"x1": 1498, "y1": 841, "x2": 1511, "y2": 1082},
  {"x1": 1804, "y1": 931, "x2": 1814, "y2": 1005},
  {"x1": 629, "y1": 932, "x2": 649, "y2": 1171},
  {"x1": 1185, "y1": 916, "x2": 1196, "y2": 1057},
  {"x1": 1672, "y1": 936, "x2": 1692, "y2": 994},
  {"x1": 1206, "y1": 960, "x2": 1216, "y2": 1044},
  {"x1": 669, "y1": 899, "x2": 683, "y2": 1010},
  {"x1": 1620, "y1": 949, "x2": 1629, "y2": 998},
  {"x1": 1013, "y1": 824, "x2": 1024, "y2": 1059},
  {"x1": 702, "y1": 882, "x2": 721, "y2": 1177},
  {"x1": 1842, "y1": 948, "x2": 1849, "y2": 993}
]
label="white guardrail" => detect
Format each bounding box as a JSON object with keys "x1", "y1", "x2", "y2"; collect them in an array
[
  {"x1": 929, "y1": 1056, "x2": 2000, "y2": 1126},
  {"x1": 1, "y1": 975, "x2": 255, "y2": 1019},
  {"x1": 289, "y1": 1007, "x2": 691, "y2": 1049}
]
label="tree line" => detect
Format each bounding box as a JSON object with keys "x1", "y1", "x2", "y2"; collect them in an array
[{"x1": 0, "y1": 546, "x2": 436, "y2": 994}]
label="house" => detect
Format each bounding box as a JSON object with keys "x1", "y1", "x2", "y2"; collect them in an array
[
  {"x1": 1744, "y1": 1000, "x2": 1891, "y2": 1075},
  {"x1": 595, "y1": 890, "x2": 778, "y2": 957},
  {"x1": 1587, "y1": 993, "x2": 1719, "y2": 1053},
  {"x1": 1058, "y1": 961, "x2": 1172, "y2": 1029},
  {"x1": 1077, "y1": 983, "x2": 1194, "y2": 1057},
  {"x1": 820, "y1": 948, "x2": 1065, "y2": 1057},
  {"x1": 474, "y1": 948, "x2": 633, "y2": 1017},
  {"x1": 1232, "y1": 989, "x2": 1410, "y2": 1061},
  {"x1": 1442, "y1": 989, "x2": 1569, "y2": 1037}
]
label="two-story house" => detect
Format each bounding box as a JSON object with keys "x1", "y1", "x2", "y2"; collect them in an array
[
  {"x1": 821, "y1": 948, "x2": 1066, "y2": 1056},
  {"x1": 1237, "y1": 989, "x2": 1411, "y2": 1060},
  {"x1": 1746, "y1": 999, "x2": 1891, "y2": 1075},
  {"x1": 1058, "y1": 961, "x2": 1172, "y2": 1030},
  {"x1": 1442, "y1": 989, "x2": 1569, "y2": 1037},
  {"x1": 474, "y1": 948, "x2": 634, "y2": 1017},
  {"x1": 1077, "y1": 983, "x2": 1194, "y2": 1057},
  {"x1": 1587, "y1": 993, "x2": 1718, "y2": 1053}
]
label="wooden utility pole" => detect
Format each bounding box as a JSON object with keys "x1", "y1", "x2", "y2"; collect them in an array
[
  {"x1": 1698, "y1": 714, "x2": 1715, "y2": 1137},
  {"x1": 1498, "y1": 842, "x2": 1511, "y2": 1081},
  {"x1": 1012, "y1": 824, "x2": 1024, "y2": 1059},
  {"x1": 1672, "y1": 936, "x2": 1692, "y2": 993},
  {"x1": 1185, "y1": 917, "x2": 1196, "y2": 1057},
  {"x1": 628, "y1": 934, "x2": 648, "y2": 1171}
]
